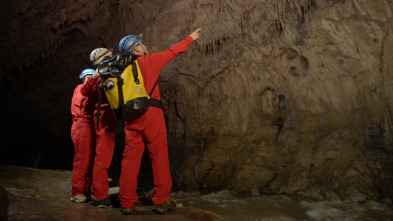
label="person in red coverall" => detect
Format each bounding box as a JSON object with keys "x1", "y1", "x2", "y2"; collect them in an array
[
  {"x1": 70, "y1": 69, "x2": 96, "y2": 203},
  {"x1": 80, "y1": 48, "x2": 117, "y2": 208},
  {"x1": 116, "y1": 28, "x2": 201, "y2": 215}
]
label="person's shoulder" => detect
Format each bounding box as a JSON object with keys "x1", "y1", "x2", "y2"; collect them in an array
[
  {"x1": 72, "y1": 84, "x2": 83, "y2": 97},
  {"x1": 74, "y1": 84, "x2": 83, "y2": 91},
  {"x1": 138, "y1": 53, "x2": 158, "y2": 59},
  {"x1": 137, "y1": 54, "x2": 156, "y2": 63}
]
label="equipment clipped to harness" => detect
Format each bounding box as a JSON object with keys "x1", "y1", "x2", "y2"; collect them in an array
[{"x1": 95, "y1": 54, "x2": 161, "y2": 129}]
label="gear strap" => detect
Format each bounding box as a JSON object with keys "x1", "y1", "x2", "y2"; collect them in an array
[
  {"x1": 149, "y1": 80, "x2": 158, "y2": 97},
  {"x1": 96, "y1": 82, "x2": 103, "y2": 130},
  {"x1": 131, "y1": 59, "x2": 162, "y2": 109},
  {"x1": 117, "y1": 76, "x2": 125, "y2": 118},
  {"x1": 148, "y1": 98, "x2": 163, "y2": 109},
  {"x1": 148, "y1": 79, "x2": 162, "y2": 109}
]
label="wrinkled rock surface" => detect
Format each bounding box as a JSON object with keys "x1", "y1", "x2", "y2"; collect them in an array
[{"x1": 1, "y1": 0, "x2": 393, "y2": 204}]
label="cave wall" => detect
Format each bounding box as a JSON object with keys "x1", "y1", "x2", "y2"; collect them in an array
[
  {"x1": 1, "y1": 0, "x2": 393, "y2": 204},
  {"x1": 172, "y1": 0, "x2": 393, "y2": 203},
  {"x1": 0, "y1": 0, "x2": 165, "y2": 169}
]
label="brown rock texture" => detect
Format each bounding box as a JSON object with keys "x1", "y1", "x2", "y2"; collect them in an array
[{"x1": 1, "y1": 0, "x2": 393, "y2": 204}]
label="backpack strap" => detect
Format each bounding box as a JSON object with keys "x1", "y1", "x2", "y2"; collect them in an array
[
  {"x1": 117, "y1": 76, "x2": 125, "y2": 118},
  {"x1": 149, "y1": 80, "x2": 158, "y2": 97},
  {"x1": 132, "y1": 60, "x2": 140, "y2": 84},
  {"x1": 148, "y1": 80, "x2": 163, "y2": 109},
  {"x1": 148, "y1": 98, "x2": 163, "y2": 109},
  {"x1": 131, "y1": 60, "x2": 162, "y2": 109},
  {"x1": 96, "y1": 82, "x2": 103, "y2": 130}
]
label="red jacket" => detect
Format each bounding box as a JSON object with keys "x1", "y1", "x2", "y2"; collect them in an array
[
  {"x1": 137, "y1": 36, "x2": 194, "y2": 100},
  {"x1": 80, "y1": 76, "x2": 110, "y2": 109},
  {"x1": 71, "y1": 84, "x2": 95, "y2": 122}
]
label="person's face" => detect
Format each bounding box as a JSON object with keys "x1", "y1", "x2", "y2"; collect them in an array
[{"x1": 133, "y1": 41, "x2": 148, "y2": 56}]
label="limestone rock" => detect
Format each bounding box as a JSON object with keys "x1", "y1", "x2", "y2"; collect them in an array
[{"x1": 0, "y1": 0, "x2": 393, "y2": 204}]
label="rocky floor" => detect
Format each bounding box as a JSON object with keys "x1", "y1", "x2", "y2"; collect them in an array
[{"x1": 0, "y1": 165, "x2": 219, "y2": 221}]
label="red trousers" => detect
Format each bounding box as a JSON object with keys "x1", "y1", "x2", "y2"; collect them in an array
[
  {"x1": 71, "y1": 117, "x2": 95, "y2": 196},
  {"x1": 92, "y1": 106, "x2": 117, "y2": 200},
  {"x1": 119, "y1": 107, "x2": 172, "y2": 209}
]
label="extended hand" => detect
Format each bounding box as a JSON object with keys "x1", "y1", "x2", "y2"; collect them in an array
[
  {"x1": 92, "y1": 70, "x2": 100, "y2": 79},
  {"x1": 190, "y1": 28, "x2": 201, "y2": 40}
]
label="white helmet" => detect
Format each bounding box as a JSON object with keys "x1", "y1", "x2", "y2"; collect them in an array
[{"x1": 90, "y1": 48, "x2": 113, "y2": 66}]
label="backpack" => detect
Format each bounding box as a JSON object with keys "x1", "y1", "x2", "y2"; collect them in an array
[{"x1": 95, "y1": 53, "x2": 161, "y2": 128}]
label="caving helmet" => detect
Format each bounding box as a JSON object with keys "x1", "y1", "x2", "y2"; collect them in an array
[
  {"x1": 79, "y1": 68, "x2": 95, "y2": 80},
  {"x1": 90, "y1": 48, "x2": 113, "y2": 66},
  {"x1": 118, "y1": 34, "x2": 143, "y2": 53}
]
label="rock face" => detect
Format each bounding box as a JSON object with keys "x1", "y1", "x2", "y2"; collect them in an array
[{"x1": 1, "y1": 0, "x2": 393, "y2": 204}]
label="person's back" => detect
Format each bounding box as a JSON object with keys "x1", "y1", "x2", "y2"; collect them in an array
[
  {"x1": 71, "y1": 85, "x2": 95, "y2": 122},
  {"x1": 70, "y1": 69, "x2": 96, "y2": 203},
  {"x1": 116, "y1": 29, "x2": 201, "y2": 215}
]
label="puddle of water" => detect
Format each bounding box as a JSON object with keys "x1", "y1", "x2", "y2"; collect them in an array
[{"x1": 172, "y1": 190, "x2": 393, "y2": 221}]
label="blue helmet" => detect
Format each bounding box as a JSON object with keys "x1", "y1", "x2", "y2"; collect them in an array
[
  {"x1": 79, "y1": 69, "x2": 95, "y2": 79},
  {"x1": 118, "y1": 34, "x2": 143, "y2": 53}
]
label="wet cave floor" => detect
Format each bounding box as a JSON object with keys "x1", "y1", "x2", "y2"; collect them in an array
[
  {"x1": 2, "y1": 165, "x2": 393, "y2": 221},
  {"x1": 0, "y1": 165, "x2": 219, "y2": 221}
]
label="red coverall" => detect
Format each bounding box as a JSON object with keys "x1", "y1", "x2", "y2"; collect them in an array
[
  {"x1": 80, "y1": 77, "x2": 117, "y2": 200},
  {"x1": 119, "y1": 36, "x2": 194, "y2": 209},
  {"x1": 70, "y1": 84, "x2": 96, "y2": 197}
]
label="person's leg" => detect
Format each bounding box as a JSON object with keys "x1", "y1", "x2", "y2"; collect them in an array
[
  {"x1": 71, "y1": 119, "x2": 94, "y2": 197},
  {"x1": 119, "y1": 121, "x2": 145, "y2": 209},
  {"x1": 84, "y1": 120, "x2": 96, "y2": 197},
  {"x1": 91, "y1": 108, "x2": 116, "y2": 201},
  {"x1": 143, "y1": 108, "x2": 172, "y2": 206}
]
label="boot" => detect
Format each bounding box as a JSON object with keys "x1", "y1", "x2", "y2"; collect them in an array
[
  {"x1": 155, "y1": 198, "x2": 177, "y2": 214},
  {"x1": 120, "y1": 206, "x2": 134, "y2": 215},
  {"x1": 90, "y1": 196, "x2": 112, "y2": 208},
  {"x1": 70, "y1": 194, "x2": 88, "y2": 203}
]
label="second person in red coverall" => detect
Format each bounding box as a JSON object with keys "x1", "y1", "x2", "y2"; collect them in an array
[
  {"x1": 80, "y1": 48, "x2": 117, "y2": 208},
  {"x1": 70, "y1": 69, "x2": 96, "y2": 203},
  {"x1": 117, "y1": 28, "x2": 201, "y2": 215}
]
